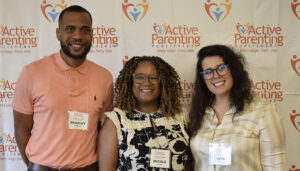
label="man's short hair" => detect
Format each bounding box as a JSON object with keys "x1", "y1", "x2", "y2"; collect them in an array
[{"x1": 58, "y1": 5, "x2": 92, "y2": 27}]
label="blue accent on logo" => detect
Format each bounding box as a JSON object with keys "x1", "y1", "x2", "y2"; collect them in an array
[
  {"x1": 130, "y1": 8, "x2": 141, "y2": 22},
  {"x1": 240, "y1": 27, "x2": 246, "y2": 34},
  {"x1": 0, "y1": 136, "x2": 3, "y2": 144},
  {"x1": 157, "y1": 27, "x2": 163, "y2": 35},
  {"x1": 48, "y1": 8, "x2": 60, "y2": 22},
  {"x1": 213, "y1": 7, "x2": 224, "y2": 21}
]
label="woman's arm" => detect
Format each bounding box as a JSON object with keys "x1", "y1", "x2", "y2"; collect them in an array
[
  {"x1": 184, "y1": 151, "x2": 194, "y2": 171},
  {"x1": 98, "y1": 118, "x2": 119, "y2": 171},
  {"x1": 259, "y1": 103, "x2": 286, "y2": 170}
]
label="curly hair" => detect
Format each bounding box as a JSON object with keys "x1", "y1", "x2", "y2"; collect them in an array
[
  {"x1": 189, "y1": 45, "x2": 253, "y2": 137},
  {"x1": 114, "y1": 56, "x2": 182, "y2": 117}
]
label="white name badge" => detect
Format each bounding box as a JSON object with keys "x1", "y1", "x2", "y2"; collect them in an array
[
  {"x1": 150, "y1": 149, "x2": 170, "y2": 168},
  {"x1": 68, "y1": 110, "x2": 89, "y2": 130},
  {"x1": 209, "y1": 143, "x2": 231, "y2": 165}
]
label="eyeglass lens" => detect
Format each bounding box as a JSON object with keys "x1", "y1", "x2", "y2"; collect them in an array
[
  {"x1": 133, "y1": 74, "x2": 160, "y2": 84},
  {"x1": 201, "y1": 65, "x2": 228, "y2": 79}
]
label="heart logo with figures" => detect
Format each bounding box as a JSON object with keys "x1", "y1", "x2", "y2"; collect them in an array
[
  {"x1": 122, "y1": 0, "x2": 149, "y2": 23},
  {"x1": 0, "y1": 133, "x2": 7, "y2": 144},
  {"x1": 240, "y1": 25, "x2": 249, "y2": 34},
  {"x1": 239, "y1": 26, "x2": 246, "y2": 34},
  {"x1": 291, "y1": 55, "x2": 300, "y2": 76},
  {"x1": 40, "y1": 0, "x2": 67, "y2": 23},
  {"x1": 291, "y1": 0, "x2": 300, "y2": 20},
  {"x1": 236, "y1": 23, "x2": 250, "y2": 35},
  {"x1": 153, "y1": 23, "x2": 166, "y2": 35},
  {"x1": 204, "y1": 0, "x2": 232, "y2": 22},
  {"x1": 0, "y1": 78, "x2": 5, "y2": 90},
  {"x1": 0, "y1": 24, "x2": 4, "y2": 34},
  {"x1": 290, "y1": 110, "x2": 300, "y2": 132}
]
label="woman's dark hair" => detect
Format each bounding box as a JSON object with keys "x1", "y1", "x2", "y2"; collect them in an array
[
  {"x1": 189, "y1": 44, "x2": 253, "y2": 137},
  {"x1": 114, "y1": 56, "x2": 182, "y2": 117}
]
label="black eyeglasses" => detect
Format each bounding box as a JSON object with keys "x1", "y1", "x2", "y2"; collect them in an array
[
  {"x1": 59, "y1": 26, "x2": 92, "y2": 35},
  {"x1": 200, "y1": 64, "x2": 229, "y2": 80},
  {"x1": 133, "y1": 73, "x2": 160, "y2": 84}
]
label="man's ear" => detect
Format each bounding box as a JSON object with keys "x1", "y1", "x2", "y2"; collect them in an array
[{"x1": 56, "y1": 28, "x2": 60, "y2": 40}]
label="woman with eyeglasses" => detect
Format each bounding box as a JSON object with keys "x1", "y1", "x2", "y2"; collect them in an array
[
  {"x1": 98, "y1": 56, "x2": 191, "y2": 171},
  {"x1": 189, "y1": 45, "x2": 286, "y2": 170}
]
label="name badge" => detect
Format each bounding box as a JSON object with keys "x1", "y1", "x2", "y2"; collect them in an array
[
  {"x1": 209, "y1": 143, "x2": 231, "y2": 165},
  {"x1": 150, "y1": 149, "x2": 170, "y2": 169},
  {"x1": 68, "y1": 110, "x2": 89, "y2": 130}
]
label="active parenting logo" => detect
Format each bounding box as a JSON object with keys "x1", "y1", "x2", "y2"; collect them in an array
[
  {"x1": 40, "y1": 0, "x2": 67, "y2": 23},
  {"x1": 0, "y1": 78, "x2": 15, "y2": 105},
  {"x1": 290, "y1": 110, "x2": 300, "y2": 132},
  {"x1": 204, "y1": 0, "x2": 232, "y2": 22},
  {"x1": 0, "y1": 24, "x2": 37, "y2": 54},
  {"x1": 90, "y1": 25, "x2": 119, "y2": 54},
  {"x1": 122, "y1": 0, "x2": 149, "y2": 23},
  {"x1": 251, "y1": 80, "x2": 283, "y2": 102},
  {"x1": 234, "y1": 22, "x2": 283, "y2": 52},
  {"x1": 291, "y1": 54, "x2": 300, "y2": 76},
  {"x1": 152, "y1": 23, "x2": 201, "y2": 53},
  {"x1": 0, "y1": 132, "x2": 21, "y2": 161},
  {"x1": 291, "y1": 0, "x2": 300, "y2": 20}
]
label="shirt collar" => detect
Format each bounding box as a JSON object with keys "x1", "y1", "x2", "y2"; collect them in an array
[
  {"x1": 134, "y1": 109, "x2": 162, "y2": 115},
  {"x1": 207, "y1": 105, "x2": 237, "y2": 115},
  {"x1": 55, "y1": 52, "x2": 87, "y2": 74}
]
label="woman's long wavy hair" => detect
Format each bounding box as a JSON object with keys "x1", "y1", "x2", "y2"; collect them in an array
[
  {"x1": 114, "y1": 56, "x2": 182, "y2": 117},
  {"x1": 189, "y1": 45, "x2": 253, "y2": 137}
]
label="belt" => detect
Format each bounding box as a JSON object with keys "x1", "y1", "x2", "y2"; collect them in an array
[{"x1": 28, "y1": 162, "x2": 98, "y2": 171}]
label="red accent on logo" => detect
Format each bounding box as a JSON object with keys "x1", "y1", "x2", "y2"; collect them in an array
[
  {"x1": 290, "y1": 110, "x2": 300, "y2": 132},
  {"x1": 291, "y1": 55, "x2": 300, "y2": 76},
  {"x1": 123, "y1": 56, "x2": 129, "y2": 66},
  {"x1": 290, "y1": 164, "x2": 300, "y2": 171},
  {"x1": 291, "y1": 0, "x2": 300, "y2": 20}
]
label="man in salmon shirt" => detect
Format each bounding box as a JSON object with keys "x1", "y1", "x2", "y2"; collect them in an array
[{"x1": 13, "y1": 5, "x2": 113, "y2": 171}]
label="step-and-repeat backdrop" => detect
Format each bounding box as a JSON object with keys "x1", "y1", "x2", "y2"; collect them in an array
[{"x1": 0, "y1": 0, "x2": 299, "y2": 170}]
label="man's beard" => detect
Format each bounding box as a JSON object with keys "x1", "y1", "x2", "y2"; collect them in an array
[{"x1": 60, "y1": 41, "x2": 92, "y2": 59}]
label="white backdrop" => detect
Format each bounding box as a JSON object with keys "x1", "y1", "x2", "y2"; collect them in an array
[{"x1": 0, "y1": 0, "x2": 299, "y2": 170}]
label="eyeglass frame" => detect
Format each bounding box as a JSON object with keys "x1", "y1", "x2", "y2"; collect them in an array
[
  {"x1": 58, "y1": 26, "x2": 93, "y2": 35},
  {"x1": 132, "y1": 73, "x2": 160, "y2": 84},
  {"x1": 200, "y1": 64, "x2": 229, "y2": 80}
]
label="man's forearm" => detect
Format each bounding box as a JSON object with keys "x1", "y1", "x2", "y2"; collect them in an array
[
  {"x1": 13, "y1": 110, "x2": 33, "y2": 167},
  {"x1": 15, "y1": 130, "x2": 31, "y2": 166}
]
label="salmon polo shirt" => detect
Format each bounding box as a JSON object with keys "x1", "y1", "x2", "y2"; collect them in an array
[{"x1": 13, "y1": 52, "x2": 113, "y2": 168}]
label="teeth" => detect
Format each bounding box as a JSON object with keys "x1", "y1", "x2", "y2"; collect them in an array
[
  {"x1": 214, "y1": 81, "x2": 224, "y2": 87},
  {"x1": 71, "y1": 44, "x2": 81, "y2": 48},
  {"x1": 142, "y1": 90, "x2": 151, "y2": 92}
]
